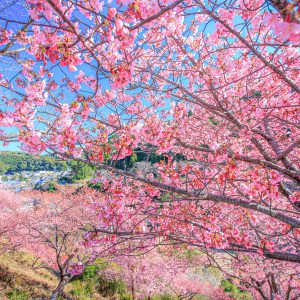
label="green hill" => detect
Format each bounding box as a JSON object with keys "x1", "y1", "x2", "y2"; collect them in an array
[{"x1": 0, "y1": 152, "x2": 68, "y2": 174}]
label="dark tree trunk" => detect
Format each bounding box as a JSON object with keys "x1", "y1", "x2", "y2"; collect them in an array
[
  {"x1": 131, "y1": 277, "x2": 135, "y2": 300},
  {"x1": 50, "y1": 278, "x2": 70, "y2": 300}
]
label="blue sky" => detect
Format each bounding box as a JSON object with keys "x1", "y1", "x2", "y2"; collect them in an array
[{"x1": 0, "y1": 0, "x2": 221, "y2": 153}]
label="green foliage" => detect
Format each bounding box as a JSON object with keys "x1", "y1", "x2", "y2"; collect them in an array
[
  {"x1": 0, "y1": 152, "x2": 68, "y2": 173},
  {"x1": 14, "y1": 174, "x2": 27, "y2": 182},
  {"x1": 87, "y1": 181, "x2": 103, "y2": 190},
  {"x1": 96, "y1": 278, "x2": 127, "y2": 296},
  {"x1": 0, "y1": 161, "x2": 7, "y2": 174},
  {"x1": 113, "y1": 147, "x2": 165, "y2": 171},
  {"x1": 119, "y1": 293, "x2": 133, "y2": 300},
  {"x1": 120, "y1": 293, "x2": 132, "y2": 300},
  {"x1": 221, "y1": 280, "x2": 251, "y2": 300},
  {"x1": 69, "y1": 161, "x2": 95, "y2": 181},
  {"x1": 253, "y1": 90, "x2": 262, "y2": 98},
  {"x1": 71, "y1": 264, "x2": 127, "y2": 298},
  {"x1": 58, "y1": 176, "x2": 74, "y2": 184},
  {"x1": 200, "y1": 144, "x2": 210, "y2": 149},
  {"x1": 71, "y1": 280, "x2": 94, "y2": 299},
  {"x1": 161, "y1": 192, "x2": 171, "y2": 202},
  {"x1": 34, "y1": 181, "x2": 57, "y2": 192},
  {"x1": 209, "y1": 118, "x2": 219, "y2": 126},
  {"x1": 71, "y1": 266, "x2": 99, "y2": 298},
  {"x1": 222, "y1": 280, "x2": 240, "y2": 293},
  {"x1": 81, "y1": 265, "x2": 103, "y2": 281},
  {"x1": 47, "y1": 182, "x2": 57, "y2": 192},
  {"x1": 2, "y1": 175, "x2": 8, "y2": 181},
  {"x1": 130, "y1": 152, "x2": 138, "y2": 165},
  {"x1": 192, "y1": 296, "x2": 210, "y2": 300},
  {"x1": 5, "y1": 289, "x2": 29, "y2": 300}
]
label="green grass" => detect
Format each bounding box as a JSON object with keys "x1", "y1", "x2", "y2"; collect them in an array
[
  {"x1": 5, "y1": 289, "x2": 29, "y2": 300},
  {"x1": 0, "y1": 250, "x2": 252, "y2": 300},
  {"x1": 221, "y1": 280, "x2": 251, "y2": 300}
]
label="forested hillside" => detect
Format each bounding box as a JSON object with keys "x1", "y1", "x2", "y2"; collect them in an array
[
  {"x1": 0, "y1": 152, "x2": 68, "y2": 174},
  {"x1": 0, "y1": 148, "x2": 170, "y2": 175}
]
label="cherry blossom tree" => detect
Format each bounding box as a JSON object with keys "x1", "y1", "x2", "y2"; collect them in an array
[
  {"x1": 0, "y1": 0, "x2": 299, "y2": 298},
  {"x1": 0, "y1": 187, "x2": 142, "y2": 299},
  {"x1": 193, "y1": 248, "x2": 300, "y2": 299},
  {"x1": 107, "y1": 249, "x2": 232, "y2": 300},
  {"x1": 230, "y1": 255, "x2": 300, "y2": 299},
  {"x1": 0, "y1": 187, "x2": 24, "y2": 250}
]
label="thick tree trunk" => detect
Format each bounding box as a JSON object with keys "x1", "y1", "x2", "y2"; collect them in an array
[
  {"x1": 131, "y1": 278, "x2": 135, "y2": 300},
  {"x1": 50, "y1": 278, "x2": 70, "y2": 300},
  {"x1": 131, "y1": 284, "x2": 135, "y2": 300}
]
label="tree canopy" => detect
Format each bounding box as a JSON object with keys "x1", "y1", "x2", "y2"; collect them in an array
[
  {"x1": 0, "y1": 0, "x2": 299, "y2": 299},
  {"x1": 0, "y1": 151, "x2": 68, "y2": 173}
]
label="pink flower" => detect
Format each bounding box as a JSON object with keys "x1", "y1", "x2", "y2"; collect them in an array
[
  {"x1": 115, "y1": 19, "x2": 124, "y2": 35},
  {"x1": 112, "y1": 66, "x2": 131, "y2": 88},
  {"x1": 68, "y1": 262, "x2": 85, "y2": 275},
  {"x1": 265, "y1": 13, "x2": 300, "y2": 43},
  {"x1": 0, "y1": 29, "x2": 12, "y2": 45},
  {"x1": 108, "y1": 8, "x2": 117, "y2": 19}
]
